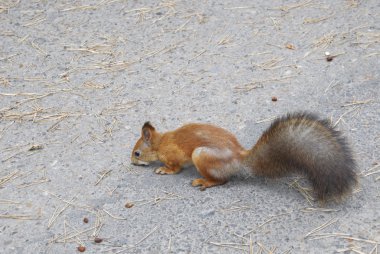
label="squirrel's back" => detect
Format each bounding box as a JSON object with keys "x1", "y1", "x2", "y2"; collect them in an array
[{"x1": 245, "y1": 112, "x2": 357, "y2": 202}]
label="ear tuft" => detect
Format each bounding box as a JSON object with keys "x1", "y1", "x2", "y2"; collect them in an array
[
  {"x1": 142, "y1": 122, "x2": 155, "y2": 143},
  {"x1": 142, "y1": 121, "x2": 155, "y2": 131}
]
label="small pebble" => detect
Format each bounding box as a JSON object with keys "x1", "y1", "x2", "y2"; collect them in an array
[
  {"x1": 285, "y1": 43, "x2": 295, "y2": 50},
  {"x1": 94, "y1": 237, "x2": 103, "y2": 243},
  {"x1": 77, "y1": 246, "x2": 86, "y2": 252},
  {"x1": 125, "y1": 202, "x2": 134, "y2": 208},
  {"x1": 83, "y1": 217, "x2": 89, "y2": 223}
]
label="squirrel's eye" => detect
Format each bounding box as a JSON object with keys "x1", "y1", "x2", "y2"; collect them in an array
[{"x1": 134, "y1": 151, "x2": 140, "y2": 157}]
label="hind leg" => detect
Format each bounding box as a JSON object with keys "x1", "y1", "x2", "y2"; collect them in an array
[{"x1": 191, "y1": 147, "x2": 230, "y2": 190}]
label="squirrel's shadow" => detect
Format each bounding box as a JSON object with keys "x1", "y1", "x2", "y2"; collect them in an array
[{"x1": 178, "y1": 165, "x2": 292, "y2": 194}]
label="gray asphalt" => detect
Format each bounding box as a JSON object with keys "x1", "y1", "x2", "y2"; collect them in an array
[{"x1": 0, "y1": 0, "x2": 379, "y2": 253}]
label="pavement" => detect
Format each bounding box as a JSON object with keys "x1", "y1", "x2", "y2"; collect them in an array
[{"x1": 0, "y1": 0, "x2": 379, "y2": 253}]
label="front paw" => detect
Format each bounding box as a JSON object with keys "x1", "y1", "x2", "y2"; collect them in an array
[{"x1": 155, "y1": 167, "x2": 171, "y2": 175}]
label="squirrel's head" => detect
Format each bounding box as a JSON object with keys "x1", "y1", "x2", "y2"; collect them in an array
[{"x1": 131, "y1": 122, "x2": 160, "y2": 166}]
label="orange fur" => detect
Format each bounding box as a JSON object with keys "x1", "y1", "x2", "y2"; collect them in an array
[{"x1": 131, "y1": 122, "x2": 246, "y2": 189}]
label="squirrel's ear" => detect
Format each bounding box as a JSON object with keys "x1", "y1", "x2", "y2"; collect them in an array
[{"x1": 142, "y1": 122, "x2": 155, "y2": 143}]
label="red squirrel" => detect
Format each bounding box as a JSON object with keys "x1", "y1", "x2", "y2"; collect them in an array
[{"x1": 131, "y1": 112, "x2": 357, "y2": 202}]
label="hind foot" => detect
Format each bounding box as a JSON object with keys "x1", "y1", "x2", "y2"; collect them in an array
[{"x1": 191, "y1": 178, "x2": 226, "y2": 191}]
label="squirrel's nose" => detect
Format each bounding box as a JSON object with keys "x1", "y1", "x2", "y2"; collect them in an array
[{"x1": 130, "y1": 159, "x2": 149, "y2": 166}]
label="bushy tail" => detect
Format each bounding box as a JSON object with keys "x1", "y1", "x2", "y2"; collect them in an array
[{"x1": 244, "y1": 112, "x2": 357, "y2": 202}]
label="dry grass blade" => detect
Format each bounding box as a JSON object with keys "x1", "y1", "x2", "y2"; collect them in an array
[
  {"x1": 257, "y1": 242, "x2": 273, "y2": 253},
  {"x1": 17, "y1": 178, "x2": 50, "y2": 188},
  {"x1": 100, "y1": 101, "x2": 138, "y2": 116},
  {"x1": 113, "y1": 226, "x2": 159, "y2": 253},
  {"x1": 92, "y1": 210, "x2": 104, "y2": 237},
  {"x1": 47, "y1": 115, "x2": 69, "y2": 132},
  {"x1": 338, "y1": 236, "x2": 378, "y2": 245},
  {"x1": 338, "y1": 248, "x2": 367, "y2": 254},
  {"x1": 217, "y1": 34, "x2": 234, "y2": 45},
  {"x1": 0, "y1": 76, "x2": 11, "y2": 86},
  {"x1": 0, "y1": 214, "x2": 38, "y2": 220},
  {"x1": 342, "y1": 99, "x2": 373, "y2": 107},
  {"x1": 0, "y1": 170, "x2": 21, "y2": 187},
  {"x1": 243, "y1": 211, "x2": 292, "y2": 236},
  {"x1": 361, "y1": 164, "x2": 380, "y2": 177},
  {"x1": 300, "y1": 207, "x2": 340, "y2": 213},
  {"x1": 1, "y1": 92, "x2": 53, "y2": 110},
  {"x1": 124, "y1": 191, "x2": 185, "y2": 209},
  {"x1": 51, "y1": 226, "x2": 96, "y2": 243},
  {"x1": 145, "y1": 43, "x2": 183, "y2": 58},
  {"x1": 47, "y1": 191, "x2": 92, "y2": 210},
  {"x1": 0, "y1": 199, "x2": 21, "y2": 205},
  {"x1": 333, "y1": 106, "x2": 360, "y2": 128},
  {"x1": 22, "y1": 14, "x2": 47, "y2": 27},
  {"x1": 83, "y1": 80, "x2": 107, "y2": 89},
  {"x1": 95, "y1": 169, "x2": 112, "y2": 185},
  {"x1": 304, "y1": 12, "x2": 335, "y2": 24},
  {"x1": 224, "y1": 6, "x2": 255, "y2": 10},
  {"x1": 219, "y1": 205, "x2": 251, "y2": 213},
  {"x1": 288, "y1": 178, "x2": 314, "y2": 206},
  {"x1": 313, "y1": 33, "x2": 337, "y2": 49},
  {"x1": 306, "y1": 232, "x2": 350, "y2": 240},
  {"x1": 60, "y1": 4, "x2": 98, "y2": 12},
  {"x1": 48, "y1": 197, "x2": 76, "y2": 229},
  {"x1": 208, "y1": 241, "x2": 249, "y2": 252},
  {"x1": 275, "y1": 0, "x2": 313, "y2": 12},
  {"x1": 0, "y1": 121, "x2": 14, "y2": 140},
  {"x1": 30, "y1": 40, "x2": 47, "y2": 56},
  {"x1": 252, "y1": 57, "x2": 285, "y2": 70},
  {"x1": 353, "y1": 31, "x2": 380, "y2": 48},
  {"x1": 0, "y1": 53, "x2": 20, "y2": 61},
  {"x1": 235, "y1": 75, "x2": 297, "y2": 92},
  {"x1": 134, "y1": 226, "x2": 159, "y2": 246},
  {"x1": 64, "y1": 43, "x2": 114, "y2": 55},
  {"x1": 102, "y1": 209, "x2": 127, "y2": 220},
  {"x1": 0, "y1": 0, "x2": 20, "y2": 13},
  {"x1": 309, "y1": 233, "x2": 379, "y2": 254},
  {"x1": 304, "y1": 218, "x2": 339, "y2": 239},
  {"x1": 175, "y1": 17, "x2": 192, "y2": 33}
]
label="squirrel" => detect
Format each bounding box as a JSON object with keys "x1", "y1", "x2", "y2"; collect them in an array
[{"x1": 131, "y1": 112, "x2": 357, "y2": 202}]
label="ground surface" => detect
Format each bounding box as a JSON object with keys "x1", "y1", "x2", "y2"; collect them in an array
[{"x1": 0, "y1": 0, "x2": 379, "y2": 253}]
